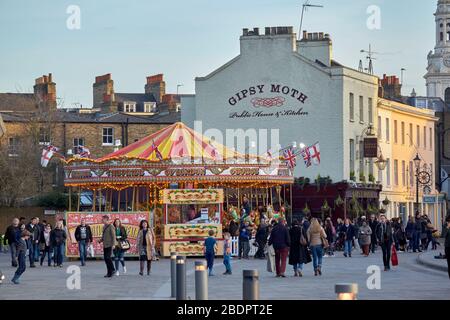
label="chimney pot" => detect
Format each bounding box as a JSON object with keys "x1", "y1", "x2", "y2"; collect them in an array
[
  {"x1": 253, "y1": 27, "x2": 259, "y2": 35},
  {"x1": 265, "y1": 27, "x2": 271, "y2": 35},
  {"x1": 303, "y1": 30, "x2": 307, "y2": 39},
  {"x1": 287, "y1": 26, "x2": 293, "y2": 34},
  {"x1": 243, "y1": 28, "x2": 249, "y2": 36},
  {"x1": 48, "y1": 73, "x2": 53, "y2": 83}
]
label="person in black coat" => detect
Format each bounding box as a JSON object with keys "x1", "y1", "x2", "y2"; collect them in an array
[
  {"x1": 228, "y1": 220, "x2": 239, "y2": 237},
  {"x1": 413, "y1": 212, "x2": 423, "y2": 252},
  {"x1": 268, "y1": 219, "x2": 291, "y2": 277},
  {"x1": 376, "y1": 214, "x2": 394, "y2": 271},
  {"x1": 25, "y1": 217, "x2": 41, "y2": 267},
  {"x1": 341, "y1": 219, "x2": 355, "y2": 257},
  {"x1": 4, "y1": 218, "x2": 20, "y2": 267},
  {"x1": 369, "y1": 215, "x2": 379, "y2": 253},
  {"x1": 288, "y1": 220, "x2": 309, "y2": 277},
  {"x1": 254, "y1": 220, "x2": 268, "y2": 259},
  {"x1": 444, "y1": 216, "x2": 450, "y2": 279},
  {"x1": 74, "y1": 219, "x2": 93, "y2": 266}
]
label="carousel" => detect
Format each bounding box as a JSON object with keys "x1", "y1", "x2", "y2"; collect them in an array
[{"x1": 63, "y1": 122, "x2": 293, "y2": 257}]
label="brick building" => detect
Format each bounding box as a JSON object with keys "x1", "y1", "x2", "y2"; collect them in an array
[{"x1": 0, "y1": 73, "x2": 180, "y2": 203}]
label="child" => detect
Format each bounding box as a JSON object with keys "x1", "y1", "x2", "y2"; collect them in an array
[
  {"x1": 204, "y1": 229, "x2": 217, "y2": 276},
  {"x1": 11, "y1": 230, "x2": 31, "y2": 284},
  {"x1": 223, "y1": 232, "x2": 232, "y2": 275}
]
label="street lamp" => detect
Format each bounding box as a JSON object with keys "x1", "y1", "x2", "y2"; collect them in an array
[
  {"x1": 412, "y1": 153, "x2": 431, "y2": 213},
  {"x1": 375, "y1": 153, "x2": 387, "y2": 171},
  {"x1": 335, "y1": 283, "x2": 358, "y2": 300}
]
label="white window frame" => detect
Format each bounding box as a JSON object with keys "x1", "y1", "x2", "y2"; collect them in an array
[
  {"x1": 73, "y1": 137, "x2": 85, "y2": 155},
  {"x1": 349, "y1": 93, "x2": 354, "y2": 121},
  {"x1": 102, "y1": 127, "x2": 114, "y2": 146},
  {"x1": 368, "y1": 98, "x2": 373, "y2": 124},
  {"x1": 39, "y1": 127, "x2": 51, "y2": 146},
  {"x1": 124, "y1": 102, "x2": 136, "y2": 113},
  {"x1": 144, "y1": 102, "x2": 156, "y2": 113},
  {"x1": 359, "y1": 95, "x2": 364, "y2": 123},
  {"x1": 8, "y1": 137, "x2": 20, "y2": 157}
]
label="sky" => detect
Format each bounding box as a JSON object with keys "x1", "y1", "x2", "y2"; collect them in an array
[{"x1": 0, "y1": 0, "x2": 437, "y2": 108}]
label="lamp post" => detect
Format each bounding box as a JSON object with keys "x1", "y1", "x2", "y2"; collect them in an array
[
  {"x1": 413, "y1": 154, "x2": 421, "y2": 212},
  {"x1": 335, "y1": 283, "x2": 358, "y2": 300},
  {"x1": 412, "y1": 153, "x2": 432, "y2": 214}
]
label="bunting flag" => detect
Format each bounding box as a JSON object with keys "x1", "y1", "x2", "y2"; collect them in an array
[
  {"x1": 282, "y1": 146, "x2": 297, "y2": 169},
  {"x1": 152, "y1": 140, "x2": 163, "y2": 161},
  {"x1": 41, "y1": 145, "x2": 59, "y2": 167},
  {"x1": 301, "y1": 147, "x2": 312, "y2": 168},
  {"x1": 308, "y1": 142, "x2": 321, "y2": 165}
]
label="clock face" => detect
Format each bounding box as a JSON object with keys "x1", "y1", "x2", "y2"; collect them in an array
[
  {"x1": 444, "y1": 55, "x2": 450, "y2": 67},
  {"x1": 418, "y1": 171, "x2": 431, "y2": 185}
]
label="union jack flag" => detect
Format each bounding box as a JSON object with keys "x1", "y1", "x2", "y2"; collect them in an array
[
  {"x1": 152, "y1": 140, "x2": 163, "y2": 160},
  {"x1": 301, "y1": 148, "x2": 312, "y2": 168},
  {"x1": 283, "y1": 146, "x2": 297, "y2": 169}
]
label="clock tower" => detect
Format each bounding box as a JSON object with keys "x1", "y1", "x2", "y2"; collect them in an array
[{"x1": 425, "y1": 0, "x2": 450, "y2": 104}]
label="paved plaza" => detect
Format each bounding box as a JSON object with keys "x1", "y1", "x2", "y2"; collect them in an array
[{"x1": 0, "y1": 249, "x2": 448, "y2": 300}]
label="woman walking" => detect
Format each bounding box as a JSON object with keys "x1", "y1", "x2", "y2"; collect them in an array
[
  {"x1": 358, "y1": 220, "x2": 372, "y2": 256},
  {"x1": 288, "y1": 220, "x2": 309, "y2": 277},
  {"x1": 50, "y1": 221, "x2": 67, "y2": 267},
  {"x1": 306, "y1": 218, "x2": 327, "y2": 276},
  {"x1": 324, "y1": 218, "x2": 336, "y2": 256},
  {"x1": 39, "y1": 224, "x2": 53, "y2": 266},
  {"x1": 113, "y1": 218, "x2": 128, "y2": 276},
  {"x1": 137, "y1": 220, "x2": 155, "y2": 276}
]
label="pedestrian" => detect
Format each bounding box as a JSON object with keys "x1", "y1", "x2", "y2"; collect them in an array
[
  {"x1": 376, "y1": 214, "x2": 394, "y2": 271},
  {"x1": 265, "y1": 222, "x2": 276, "y2": 273},
  {"x1": 405, "y1": 216, "x2": 415, "y2": 252},
  {"x1": 358, "y1": 220, "x2": 372, "y2": 256},
  {"x1": 413, "y1": 212, "x2": 423, "y2": 252},
  {"x1": 25, "y1": 217, "x2": 41, "y2": 267},
  {"x1": 443, "y1": 216, "x2": 450, "y2": 279},
  {"x1": 112, "y1": 218, "x2": 128, "y2": 276},
  {"x1": 254, "y1": 219, "x2": 268, "y2": 259},
  {"x1": 289, "y1": 219, "x2": 310, "y2": 277},
  {"x1": 324, "y1": 218, "x2": 336, "y2": 256},
  {"x1": 98, "y1": 215, "x2": 116, "y2": 278},
  {"x1": 341, "y1": 218, "x2": 355, "y2": 257},
  {"x1": 39, "y1": 224, "x2": 53, "y2": 266},
  {"x1": 228, "y1": 219, "x2": 239, "y2": 237},
  {"x1": 11, "y1": 230, "x2": 31, "y2": 284},
  {"x1": 50, "y1": 220, "x2": 67, "y2": 267},
  {"x1": 4, "y1": 218, "x2": 20, "y2": 267},
  {"x1": 74, "y1": 218, "x2": 93, "y2": 267},
  {"x1": 369, "y1": 215, "x2": 378, "y2": 253},
  {"x1": 223, "y1": 232, "x2": 232, "y2": 275},
  {"x1": 306, "y1": 218, "x2": 327, "y2": 276},
  {"x1": 238, "y1": 221, "x2": 251, "y2": 259},
  {"x1": 136, "y1": 220, "x2": 155, "y2": 276},
  {"x1": 203, "y1": 229, "x2": 217, "y2": 276},
  {"x1": 268, "y1": 218, "x2": 290, "y2": 277},
  {"x1": 18, "y1": 217, "x2": 26, "y2": 229}
]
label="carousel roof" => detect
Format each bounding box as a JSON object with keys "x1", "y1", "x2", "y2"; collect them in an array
[{"x1": 95, "y1": 122, "x2": 249, "y2": 163}]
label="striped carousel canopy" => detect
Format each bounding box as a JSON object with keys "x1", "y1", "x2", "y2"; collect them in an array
[{"x1": 99, "y1": 122, "x2": 248, "y2": 162}]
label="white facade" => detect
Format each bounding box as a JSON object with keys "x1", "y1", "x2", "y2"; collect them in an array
[
  {"x1": 182, "y1": 27, "x2": 379, "y2": 182},
  {"x1": 425, "y1": 0, "x2": 450, "y2": 102}
]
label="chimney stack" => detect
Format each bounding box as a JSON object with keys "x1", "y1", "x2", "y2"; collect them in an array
[
  {"x1": 145, "y1": 74, "x2": 166, "y2": 104},
  {"x1": 33, "y1": 73, "x2": 57, "y2": 109},
  {"x1": 379, "y1": 74, "x2": 402, "y2": 100},
  {"x1": 297, "y1": 30, "x2": 333, "y2": 67},
  {"x1": 93, "y1": 73, "x2": 115, "y2": 109}
]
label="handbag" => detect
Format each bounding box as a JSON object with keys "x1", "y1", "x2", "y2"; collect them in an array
[
  {"x1": 305, "y1": 248, "x2": 312, "y2": 264},
  {"x1": 88, "y1": 243, "x2": 95, "y2": 257},
  {"x1": 320, "y1": 234, "x2": 329, "y2": 249},
  {"x1": 391, "y1": 245, "x2": 398, "y2": 266},
  {"x1": 119, "y1": 239, "x2": 131, "y2": 251}
]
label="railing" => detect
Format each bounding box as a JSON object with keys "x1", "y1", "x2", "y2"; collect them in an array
[{"x1": 230, "y1": 236, "x2": 257, "y2": 257}]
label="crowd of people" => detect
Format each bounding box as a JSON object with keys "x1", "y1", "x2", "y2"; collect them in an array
[{"x1": 2, "y1": 214, "x2": 157, "y2": 283}]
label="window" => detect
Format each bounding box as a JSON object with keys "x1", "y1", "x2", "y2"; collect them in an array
[
  {"x1": 359, "y1": 140, "x2": 364, "y2": 178},
  {"x1": 144, "y1": 102, "x2": 156, "y2": 113},
  {"x1": 349, "y1": 93, "x2": 354, "y2": 121},
  {"x1": 423, "y1": 126, "x2": 427, "y2": 149},
  {"x1": 378, "y1": 166, "x2": 383, "y2": 184},
  {"x1": 394, "y1": 160, "x2": 398, "y2": 186},
  {"x1": 429, "y1": 127, "x2": 433, "y2": 150},
  {"x1": 124, "y1": 103, "x2": 136, "y2": 113},
  {"x1": 73, "y1": 138, "x2": 85, "y2": 154},
  {"x1": 409, "y1": 161, "x2": 414, "y2": 186},
  {"x1": 394, "y1": 120, "x2": 398, "y2": 144},
  {"x1": 441, "y1": 32, "x2": 444, "y2": 41},
  {"x1": 430, "y1": 164, "x2": 433, "y2": 186},
  {"x1": 8, "y1": 137, "x2": 20, "y2": 157},
  {"x1": 102, "y1": 127, "x2": 114, "y2": 145},
  {"x1": 386, "y1": 158, "x2": 391, "y2": 186},
  {"x1": 39, "y1": 128, "x2": 51, "y2": 145},
  {"x1": 416, "y1": 125, "x2": 420, "y2": 147},
  {"x1": 401, "y1": 122, "x2": 405, "y2": 145},
  {"x1": 377, "y1": 116, "x2": 382, "y2": 138},
  {"x1": 385, "y1": 118, "x2": 390, "y2": 142},
  {"x1": 409, "y1": 123, "x2": 413, "y2": 146},
  {"x1": 349, "y1": 139, "x2": 355, "y2": 176},
  {"x1": 359, "y1": 96, "x2": 364, "y2": 123},
  {"x1": 368, "y1": 98, "x2": 373, "y2": 124},
  {"x1": 402, "y1": 160, "x2": 406, "y2": 186}
]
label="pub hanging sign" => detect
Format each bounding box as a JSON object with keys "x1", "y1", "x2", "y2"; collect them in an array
[{"x1": 363, "y1": 137, "x2": 378, "y2": 158}]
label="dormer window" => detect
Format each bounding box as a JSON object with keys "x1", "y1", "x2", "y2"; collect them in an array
[
  {"x1": 144, "y1": 102, "x2": 157, "y2": 113},
  {"x1": 124, "y1": 102, "x2": 136, "y2": 113}
]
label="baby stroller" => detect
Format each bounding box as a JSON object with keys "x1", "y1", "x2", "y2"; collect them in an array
[{"x1": 335, "y1": 232, "x2": 345, "y2": 251}]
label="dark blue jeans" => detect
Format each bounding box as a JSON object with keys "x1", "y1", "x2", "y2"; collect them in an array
[
  {"x1": 9, "y1": 243, "x2": 18, "y2": 266},
  {"x1": 311, "y1": 245, "x2": 324, "y2": 270},
  {"x1": 223, "y1": 253, "x2": 232, "y2": 273},
  {"x1": 78, "y1": 240, "x2": 87, "y2": 265},
  {"x1": 54, "y1": 244, "x2": 64, "y2": 266},
  {"x1": 344, "y1": 240, "x2": 352, "y2": 255},
  {"x1": 205, "y1": 251, "x2": 215, "y2": 274},
  {"x1": 27, "y1": 240, "x2": 37, "y2": 266},
  {"x1": 113, "y1": 248, "x2": 125, "y2": 271},
  {"x1": 12, "y1": 252, "x2": 26, "y2": 282},
  {"x1": 40, "y1": 246, "x2": 52, "y2": 266},
  {"x1": 412, "y1": 231, "x2": 421, "y2": 251}
]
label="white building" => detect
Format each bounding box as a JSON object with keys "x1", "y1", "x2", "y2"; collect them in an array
[
  {"x1": 182, "y1": 27, "x2": 379, "y2": 183},
  {"x1": 425, "y1": 0, "x2": 450, "y2": 103}
]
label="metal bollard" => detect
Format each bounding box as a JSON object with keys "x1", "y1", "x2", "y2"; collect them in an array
[
  {"x1": 195, "y1": 261, "x2": 208, "y2": 300},
  {"x1": 176, "y1": 255, "x2": 186, "y2": 300},
  {"x1": 335, "y1": 283, "x2": 358, "y2": 300},
  {"x1": 170, "y1": 252, "x2": 177, "y2": 298},
  {"x1": 243, "y1": 269, "x2": 259, "y2": 300}
]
